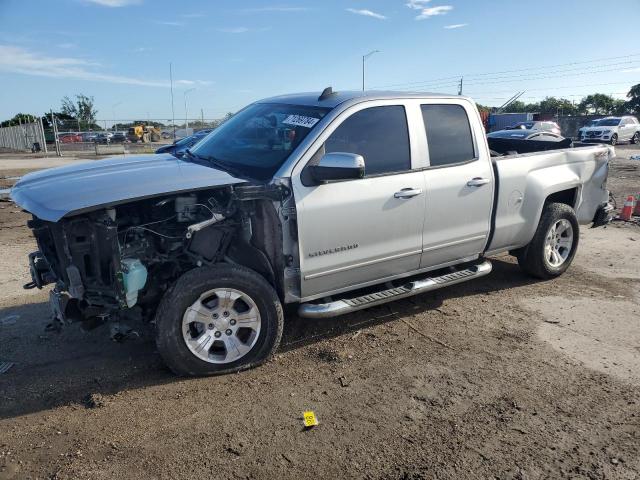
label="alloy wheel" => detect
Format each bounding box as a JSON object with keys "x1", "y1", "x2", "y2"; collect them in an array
[
  {"x1": 544, "y1": 219, "x2": 574, "y2": 268},
  {"x1": 182, "y1": 288, "x2": 261, "y2": 364}
]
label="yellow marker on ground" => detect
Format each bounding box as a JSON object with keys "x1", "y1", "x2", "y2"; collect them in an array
[{"x1": 303, "y1": 410, "x2": 319, "y2": 428}]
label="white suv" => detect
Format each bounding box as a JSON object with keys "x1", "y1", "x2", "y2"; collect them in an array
[{"x1": 580, "y1": 116, "x2": 640, "y2": 145}]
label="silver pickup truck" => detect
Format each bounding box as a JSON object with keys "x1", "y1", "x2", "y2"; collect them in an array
[{"x1": 11, "y1": 89, "x2": 613, "y2": 376}]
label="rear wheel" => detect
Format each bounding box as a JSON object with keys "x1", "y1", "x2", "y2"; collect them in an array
[
  {"x1": 632, "y1": 132, "x2": 639, "y2": 144},
  {"x1": 516, "y1": 203, "x2": 579, "y2": 279},
  {"x1": 155, "y1": 264, "x2": 284, "y2": 376}
]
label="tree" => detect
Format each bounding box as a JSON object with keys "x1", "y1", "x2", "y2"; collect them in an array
[
  {"x1": 475, "y1": 103, "x2": 491, "y2": 114},
  {"x1": 41, "y1": 112, "x2": 79, "y2": 132},
  {"x1": 60, "y1": 96, "x2": 77, "y2": 117},
  {"x1": 0, "y1": 113, "x2": 38, "y2": 127},
  {"x1": 625, "y1": 83, "x2": 640, "y2": 114},
  {"x1": 578, "y1": 94, "x2": 621, "y2": 115},
  {"x1": 113, "y1": 120, "x2": 166, "y2": 130},
  {"x1": 60, "y1": 94, "x2": 98, "y2": 130},
  {"x1": 503, "y1": 100, "x2": 528, "y2": 113},
  {"x1": 538, "y1": 97, "x2": 578, "y2": 116}
]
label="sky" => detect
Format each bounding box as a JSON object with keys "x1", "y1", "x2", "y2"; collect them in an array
[{"x1": 0, "y1": 0, "x2": 639, "y2": 124}]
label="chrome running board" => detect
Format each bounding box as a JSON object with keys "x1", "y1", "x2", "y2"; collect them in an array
[{"x1": 298, "y1": 260, "x2": 492, "y2": 319}]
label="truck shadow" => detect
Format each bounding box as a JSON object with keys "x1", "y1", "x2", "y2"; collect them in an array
[
  {"x1": 0, "y1": 257, "x2": 538, "y2": 420},
  {"x1": 280, "y1": 256, "x2": 536, "y2": 351}
]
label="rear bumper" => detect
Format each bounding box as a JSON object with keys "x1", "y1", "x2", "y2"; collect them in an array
[{"x1": 592, "y1": 202, "x2": 614, "y2": 228}]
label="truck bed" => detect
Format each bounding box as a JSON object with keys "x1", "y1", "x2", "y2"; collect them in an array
[{"x1": 486, "y1": 145, "x2": 612, "y2": 255}]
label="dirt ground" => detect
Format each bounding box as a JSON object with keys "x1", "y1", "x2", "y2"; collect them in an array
[{"x1": 0, "y1": 146, "x2": 639, "y2": 480}]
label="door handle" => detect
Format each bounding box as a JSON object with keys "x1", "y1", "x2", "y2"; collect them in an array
[
  {"x1": 467, "y1": 177, "x2": 490, "y2": 187},
  {"x1": 394, "y1": 188, "x2": 423, "y2": 199}
]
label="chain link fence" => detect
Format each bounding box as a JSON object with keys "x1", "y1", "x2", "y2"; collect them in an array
[
  {"x1": 45, "y1": 117, "x2": 227, "y2": 156},
  {"x1": 0, "y1": 116, "x2": 230, "y2": 156}
]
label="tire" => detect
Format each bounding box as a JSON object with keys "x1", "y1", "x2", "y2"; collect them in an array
[
  {"x1": 610, "y1": 134, "x2": 618, "y2": 146},
  {"x1": 516, "y1": 202, "x2": 579, "y2": 280},
  {"x1": 155, "y1": 264, "x2": 284, "y2": 376},
  {"x1": 631, "y1": 132, "x2": 639, "y2": 145}
]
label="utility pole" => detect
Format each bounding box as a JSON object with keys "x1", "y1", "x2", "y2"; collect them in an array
[
  {"x1": 50, "y1": 110, "x2": 61, "y2": 157},
  {"x1": 184, "y1": 88, "x2": 195, "y2": 131},
  {"x1": 458, "y1": 76, "x2": 464, "y2": 96},
  {"x1": 362, "y1": 50, "x2": 380, "y2": 91},
  {"x1": 169, "y1": 62, "x2": 176, "y2": 141},
  {"x1": 201, "y1": 108, "x2": 204, "y2": 126},
  {"x1": 37, "y1": 114, "x2": 48, "y2": 154}
]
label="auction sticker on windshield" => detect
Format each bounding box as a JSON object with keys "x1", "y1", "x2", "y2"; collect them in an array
[{"x1": 282, "y1": 115, "x2": 320, "y2": 128}]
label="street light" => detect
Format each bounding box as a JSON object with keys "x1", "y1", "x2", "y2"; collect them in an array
[
  {"x1": 112, "y1": 101, "x2": 122, "y2": 131},
  {"x1": 184, "y1": 88, "x2": 195, "y2": 130},
  {"x1": 362, "y1": 50, "x2": 380, "y2": 91}
]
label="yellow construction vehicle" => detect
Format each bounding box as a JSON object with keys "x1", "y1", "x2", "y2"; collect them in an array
[{"x1": 127, "y1": 125, "x2": 161, "y2": 143}]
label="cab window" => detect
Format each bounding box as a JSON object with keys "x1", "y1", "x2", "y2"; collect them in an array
[
  {"x1": 323, "y1": 105, "x2": 411, "y2": 176},
  {"x1": 421, "y1": 104, "x2": 475, "y2": 167}
]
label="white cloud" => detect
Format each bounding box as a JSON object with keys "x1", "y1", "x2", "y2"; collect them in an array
[
  {"x1": 176, "y1": 79, "x2": 213, "y2": 87},
  {"x1": 82, "y1": 0, "x2": 142, "y2": 7},
  {"x1": 0, "y1": 44, "x2": 170, "y2": 87},
  {"x1": 346, "y1": 8, "x2": 387, "y2": 20},
  {"x1": 154, "y1": 20, "x2": 185, "y2": 27},
  {"x1": 217, "y1": 27, "x2": 250, "y2": 33},
  {"x1": 406, "y1": 0, "x2": 452, "y2": 20},
  {"x1": 56, "y1": 42, "x2": 78, "y2": 49},
  {"x1": 444, "y1": 23, "x2": 467, "y2": 29},
  {"x1": 406, "y1": 0, "x2": 431, "y2": 9},
  {"x1": 622, "y1": 67, "x2": 640, "y2": 73},
  {"x1": 415, "y1": 5, "x2": 452, "y2": 19}
]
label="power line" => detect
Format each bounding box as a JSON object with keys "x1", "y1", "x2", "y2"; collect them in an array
[
  {"x1": 465, "y1": 81, "x2": 635, "y2": 96},
  {"x1": 389, "y1": 65, "x2": 639, "y2": 93},
  {"x1": 372, "y1": 52, "x2": 640, "y2": 90},
  {"x1": 389, "y1": 63, "x2": 640, "y2": 91}
]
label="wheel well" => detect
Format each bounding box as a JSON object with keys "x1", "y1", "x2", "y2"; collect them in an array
[{"x1": 545, "y1": 188, "x2": 577, "y2": 208}]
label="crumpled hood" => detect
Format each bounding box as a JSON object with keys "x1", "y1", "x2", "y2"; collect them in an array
[{"x1": 10, "y1": 154, "x2": 247, "y2": 222}]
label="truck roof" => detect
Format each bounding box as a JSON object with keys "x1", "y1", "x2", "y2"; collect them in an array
[{"x1": 260, "y1": 90, "x2": 470, "y2": 108}]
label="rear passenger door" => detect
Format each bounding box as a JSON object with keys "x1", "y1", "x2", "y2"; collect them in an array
[{"x1": 418, "y1": 102, "x2": 494, "y2": 268}]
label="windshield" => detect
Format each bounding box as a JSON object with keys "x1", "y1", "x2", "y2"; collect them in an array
[
  {"x1": 191, "y1": 103, "x2": 330, "y2": 180},
  {"x1": 596, "y1": 118, "x2": 621, "y2": 127}
]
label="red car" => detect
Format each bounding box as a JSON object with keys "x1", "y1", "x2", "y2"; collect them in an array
[{"x1": 59, "y1": 133, "x2": 82, "y2": 143}]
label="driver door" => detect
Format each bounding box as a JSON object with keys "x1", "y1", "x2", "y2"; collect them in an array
[{"x1": 291, "y1": 103, "x2": 426, "y2": 300}]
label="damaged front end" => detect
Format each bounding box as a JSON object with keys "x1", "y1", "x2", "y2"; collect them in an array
[{"x1": 22, "y1": 183, "x2": 287, "y2": 330}]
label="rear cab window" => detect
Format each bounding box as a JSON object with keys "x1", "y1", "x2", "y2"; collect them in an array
[{"x1": 421, "y1": 104, "x2": 476, "y2": 167}]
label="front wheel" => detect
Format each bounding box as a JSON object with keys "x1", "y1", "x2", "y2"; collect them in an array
[
  {"x1": 155, "y1": 264, "x2": 284, "y2": 376},
  {"x1": 609, "y1": 134, "x2": 618, "y2": 146},
  {"x1": 516, "y1": 203, "x2": 579, "y2": 279}
]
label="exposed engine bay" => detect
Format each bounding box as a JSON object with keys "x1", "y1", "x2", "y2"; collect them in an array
[{"x1": 26, "y1": 184, "x2": 290, "y2": 329}]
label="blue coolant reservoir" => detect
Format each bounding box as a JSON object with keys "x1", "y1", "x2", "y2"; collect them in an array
[{"x1": 121, "y1": 258, "x2": 148, "y2": 307}]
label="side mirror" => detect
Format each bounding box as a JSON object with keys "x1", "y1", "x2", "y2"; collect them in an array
[{"x1": 308, "y1": 152, "x2": 365, "y2": 183}]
